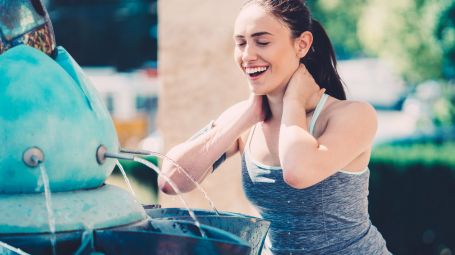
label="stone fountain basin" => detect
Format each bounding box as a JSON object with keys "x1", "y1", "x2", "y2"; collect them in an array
[
  {"x1": 95, "y1": 219, "x2": 251, "y2": 255},
  {"x1": 0, "y1": 219, "x2": 251, "y2": 255},
  {"x1": 0, "y1": 185, "x2": 146, "y2": 234},
  {"x1": 146, "y1": 208, "x2": 270, "y2": 255}
]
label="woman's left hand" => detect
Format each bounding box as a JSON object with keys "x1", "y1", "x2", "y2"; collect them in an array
[{"x1": 283, "y1": 64, "x2": 325, "y2": 111}]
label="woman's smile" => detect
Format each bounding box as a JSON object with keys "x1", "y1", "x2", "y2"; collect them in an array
[
  {"x1": 233, "y1": 3, "x2": 302, "y2": 95},
  {"x1": 244, "y1": 65, "x2": 270, "y2": 81}
]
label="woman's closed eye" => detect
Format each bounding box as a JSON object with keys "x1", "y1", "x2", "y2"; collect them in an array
[
  {"x1": 235, "y1": 40, "x2": 246, "y2": 47},
  {"x1": 234, "y1": 40, "x2": 269, "y2": 47}
]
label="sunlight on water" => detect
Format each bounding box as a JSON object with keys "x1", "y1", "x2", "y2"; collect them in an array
[
  {"x1": 121, "y1": 149, "x2": 219, "y2": 215},
  {"x1": 133, "y1": 157, "x2": 207, "y2": 238},
  {"x1": 115, "y1": 160, "x2": 136, "y2": 197},
  {"x1": 73, "y1": 229, "x2": 94, "y2": 255},
  {"x1": 144, "y1": 151, "x2": 219, "y2": 215},
  {"x1": 38, "y1": 164, "x2": 57, "y2": 255},
  {"x1": 0, "y1": 241, "x2": 31, "y2": 255}
]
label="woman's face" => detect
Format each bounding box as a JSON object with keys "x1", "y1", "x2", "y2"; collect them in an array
[{"x1": 234, "y1": 3, "x2": 301, "y2": 96}]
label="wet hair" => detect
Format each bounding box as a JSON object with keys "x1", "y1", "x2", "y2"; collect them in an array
[{"x1": 242, "y1": 0, "x2": 346, "y2": 120}]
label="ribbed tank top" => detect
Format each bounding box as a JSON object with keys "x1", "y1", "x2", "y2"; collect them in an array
[{"x1": 241, "y1": 94, "x2": 390, "y2": 254}]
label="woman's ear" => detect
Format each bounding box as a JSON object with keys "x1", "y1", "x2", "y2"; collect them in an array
[{"x1": 295, "y1": 31, "x2": 313, "y2": 58}]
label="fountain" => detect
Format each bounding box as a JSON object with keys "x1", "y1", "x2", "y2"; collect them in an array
[{"x1": 0, "y1": 1, "x2": 269, "y2": 254}]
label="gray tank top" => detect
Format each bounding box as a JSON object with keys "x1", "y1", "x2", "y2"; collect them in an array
[{"x1": 241, "y1": 94, "x2": 390, "y2": 254}]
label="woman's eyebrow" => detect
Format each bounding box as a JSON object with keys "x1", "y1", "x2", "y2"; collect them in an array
[
  {"x1": 251, "y1": 31, "x2": 273, "y2": 37},
  {"x1": 234, "y1": 31, "x2": 273, "y2": 39}
]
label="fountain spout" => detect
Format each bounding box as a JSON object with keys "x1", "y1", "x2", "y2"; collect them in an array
[
  {"x1": 103, "y1": 152, "x2": 135, "y2": 161},
  {"x1": 22, "y1": 147, "x2": 45, "y2": 168},
  {"x1": 96, "y1": 145, "x2": 135, "y2": 164}
]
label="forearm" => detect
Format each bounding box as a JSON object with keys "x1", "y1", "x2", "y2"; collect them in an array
[
  {"x1": 160, "y1": 108, "x2": 255, "y2": 193},
  {"x1": 279, "y1": 99, "x2": 320, "y2": 188}
]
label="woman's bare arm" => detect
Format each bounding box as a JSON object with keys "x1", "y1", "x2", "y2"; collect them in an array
[
  {"x1": 159, "y1": 98, "x2": 261, "y2": 194},
  {"x1": 279, "y1": 100, "x2": 377, "y2": 189},
  {"x1": 279, "y1": 64, "x2": 377, "y2": 189}
]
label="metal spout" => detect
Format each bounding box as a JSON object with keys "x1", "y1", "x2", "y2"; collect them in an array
[{"x1": 22, "y1": 146, "x2": 45, "y2": 167}]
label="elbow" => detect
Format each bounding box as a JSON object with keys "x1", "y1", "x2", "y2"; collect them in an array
[
  {"x1": 283, "y1": 171, "x2": 306, "y2": 189},
  {"x1": 157, "y1": 170, "x2": 196, "y2": 195},
  {"x1": 158, "y1": 177, "x2": 178, "y2": 195},
  {"x1": 282, "y1": 165, "x2": 315, "y2": 189}
]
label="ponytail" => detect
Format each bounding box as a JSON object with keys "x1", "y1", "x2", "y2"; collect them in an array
[{"x1": 302, "y1": 19, "x2": 346, "y2": 100}]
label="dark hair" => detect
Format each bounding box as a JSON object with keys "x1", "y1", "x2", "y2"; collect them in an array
[{"x1": 242, "y1": 0, "x2": 346, "y2": 120}]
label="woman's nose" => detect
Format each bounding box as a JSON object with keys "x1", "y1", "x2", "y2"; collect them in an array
[{"x1": 242, "y1": 45, "x2": 257, "y2": 62}]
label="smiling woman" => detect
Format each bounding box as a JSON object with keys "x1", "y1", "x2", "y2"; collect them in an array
[{"x1": 160, "y1": 0, "x2": 391, "y2": 254}]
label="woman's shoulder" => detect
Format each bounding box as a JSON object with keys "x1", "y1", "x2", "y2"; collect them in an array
[
  {"x1": 326, "y1": 98, "x2": 377, "y2": 126},
  {"x1": 330, "y1": 98, "x2": 376, "y2": 113}
]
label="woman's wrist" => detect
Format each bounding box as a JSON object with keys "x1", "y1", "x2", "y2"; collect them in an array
[
  {"x1": 283, "y1": 96, "x2": 306, "y2": 111},
  {"x1": 244, "y1": 95, "x2": 265, "y2": 125},
  {"x1": 242, "y1": 106, "x2": 262, "y2": 128},
  {"x1": 282, "y1": 97, "x2": 308, "y2": 128}
]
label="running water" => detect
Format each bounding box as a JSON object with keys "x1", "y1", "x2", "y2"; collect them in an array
[
  {"x1": 37, "y1": 163, "x2": 57, "y2": 255},
  {"x1": 73, "y1": 229, "x2": 94, "y2": 255},
  {"x1": 0, "y1": 241, "x2": 31, "y2": 255},
  {"x1": 133, "y1": 157, "x2": 207, "y2": 238},
  {"x1": 121, "y1": 149, "x2": 219, "y2": 215},
  {"x1": 116, "y1": 160, "x2": 136, "y2": 197}
]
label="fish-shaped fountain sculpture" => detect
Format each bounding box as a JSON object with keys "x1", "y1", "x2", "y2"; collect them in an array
[{"x1": 0, "y1": 1, "x2": 268, "y2": 254}]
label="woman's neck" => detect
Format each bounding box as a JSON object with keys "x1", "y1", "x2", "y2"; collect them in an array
[
  {"x1": 267, "y1": 94, "x2": 283, "y2": 121},
  {"x1": 265, "y1": 91, "x2": 324, "y2": 123}
]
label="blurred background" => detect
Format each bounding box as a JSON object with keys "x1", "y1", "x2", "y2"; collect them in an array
[{"x1": 44, "y1": 0, "x2": 454, "y2": 254}]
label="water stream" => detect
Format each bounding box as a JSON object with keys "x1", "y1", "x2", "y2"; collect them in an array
[
  {"x1": 37, "y1": 163, "x2": 57, "y2": 255},
  {"x1": 73, "y1": 229, "x2": 95, "y2": 255},
  {"x1": 0, "y1": 241, "x2": 31, "y2": 255},
  {"x1": 133, "y1": 157, "x2": 207, "y2": 238},
  {"x1": 121, "y1": 149, "x2": 219, "y2": 215},
  {"x1": 116, "y1": 160, "x2": 136, "y2": 197}
]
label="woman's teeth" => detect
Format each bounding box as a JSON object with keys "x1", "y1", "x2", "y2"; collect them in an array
[{"x1": 245, "y1": 66, "x2": 268, "y2": 77}]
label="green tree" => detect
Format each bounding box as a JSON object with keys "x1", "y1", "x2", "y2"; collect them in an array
[
  {"x1": 307, "y1": 0, "x2": 368, "y2": 59},
  {"x1": 357, "y1": 0, "x2": 453, "y2": 83},
  {"x1": 435, "y1": 1, "x2": 455, "y2": 80}
]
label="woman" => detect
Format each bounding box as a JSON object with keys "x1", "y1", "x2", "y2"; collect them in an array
[{"x1": 160, "y1": 0, "x2": 390, "y2": 254}]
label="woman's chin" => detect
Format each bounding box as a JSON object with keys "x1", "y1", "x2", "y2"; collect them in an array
[{"x1": 249, "y1": 86, "x2": 266, "y2": 95}]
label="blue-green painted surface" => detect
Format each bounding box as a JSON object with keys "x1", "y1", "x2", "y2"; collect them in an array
[
  {"x1": 0, "y1": 185, "x2": 146, "y2": 233},
  {"x1": 0, "y1": 45, "x2": 119, "y2": 193}
]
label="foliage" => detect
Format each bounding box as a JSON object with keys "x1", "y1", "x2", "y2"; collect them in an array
[
  {"x1": 369, "y1": 142, "x2": 455, "y2": 254},
  {"x1": 307, "y1": 0, "x2": 455, "y2": 83},
  {"x1": 435, "y1": 1, "x2": 455, "y2": 79},
  {"x1": 432, "y1": 82, "x2": 455, "y2": 127},
  {"x1": 371, "y1": 142, "x2": 455, "y2": 168},
  {"x1": 357, "y1": 0, "x2": 453, "y2": 83},
  {"x1": 307, "y1": 0, "x2": 368, "y2": 59}
]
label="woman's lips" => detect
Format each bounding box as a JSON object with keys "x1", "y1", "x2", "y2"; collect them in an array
[{"x1": 244, "y1": 66, "x2": 269, "y2": 80}]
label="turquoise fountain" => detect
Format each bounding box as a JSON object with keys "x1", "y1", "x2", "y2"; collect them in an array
[{"x1": 0, "y1": 1, "x2": 269, "y2": 255}]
